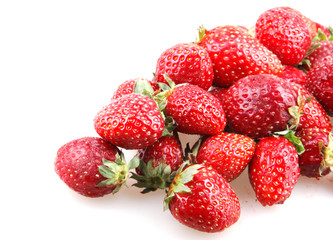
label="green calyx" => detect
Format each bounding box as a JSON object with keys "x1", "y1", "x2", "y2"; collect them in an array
[
  {"x1": 312, "y1": 26, "x2": 333, "y2": 42},
  {"x1": 319, "y1": 132, "x2": 333, "y2": 175},
  {"x1": 130, "y1": 155, "x2": 177, "y2": 194},
  {"x1": 163, "y1": 163, "x2": 202, "y2": 211},
  {"x1": 97, "y1": 152, "x2": 139, "y2": 194},
  {"x1": 133, "y1": 76, "x2": 177, "y2": 136},
  {"x1": 273, "y1": 128, "x2": 305, "y2": 155},
  {"x1": 288, "y1": 90, "x2": 313, "y2": 131}
]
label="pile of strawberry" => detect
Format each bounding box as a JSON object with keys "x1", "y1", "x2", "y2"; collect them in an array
[{"x1": 55, "y1": 7, "x2": 333, "y2": 233}]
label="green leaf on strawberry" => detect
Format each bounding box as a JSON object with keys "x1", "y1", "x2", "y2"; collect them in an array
[
  {"x1": 164, "y1": 163, "x2": 201, "y2": 211},
  {"x1": 97, "y1": 152, "x2": 138, "y2": 194}
]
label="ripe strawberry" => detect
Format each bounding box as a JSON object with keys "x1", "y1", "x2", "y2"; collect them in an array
[
  {"x1": 248, "y1": 136, "x2": 300, "y2": 206},
  {"x1": 222, "y1": 74, "x2": 298, "y2": 138},
  {"x1": 279, "y1": 6, "x2": 318, "y2": 39},
  {"x1": 111, "y1": 78, "x2": 159, "y2": 100},
  {"x1": 94, "y1": 93, "x2": 164, "y2": 149},
  {"x1": 255, "y1": 7, "x2": 312, "y2": 65},
  {"x1": 288, "y1": 83, "x2": 332, "y2": 132},
  {"x1": 158, "y1": 80, "x2": 226, "y2": 135},
  {"x1": 280, "y1": 65, "x2": 307, "y2": 87},
  {"x1": 222, "y1": 74, "x2": 332, "y2": 138},
  {"x1": 197, "y1": 25, "x2": 283, "y2": 88},
  {"x1": 155, "y1": 43, "x2": 213, "y2": 90},
  {"x1": 296, "y1": 128, "x2": 333, "y2": 178},
  {"x1": 55, "y1": 137, "x2": 136, "y2": 197},
  {"x1": 194, "y1": 132, "x2": 255, "y2": 182},
  {"x1": 164, "y1": 164, "x2": 240, "y2": 232},
  {"x1": 305, "y1": 59, "x2": 333, "y2": 116},
  {"x1": 131, "y1": 134, "x2": 184, "y2": 193}
]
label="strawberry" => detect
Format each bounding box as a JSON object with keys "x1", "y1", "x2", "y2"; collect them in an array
[
  {"x1": 155, "y1": 43, "x2": 213, "y2": 90},
  {"x1": 131, "y1": 134, "x2": 184, "y2": 193},
  {"x1": 255, "y1": 7, "x2": 312, "y2": 65},
  {"x1": 157, "y1": 79, "x2": 226, "y2": 135},
  {"x1": 164, "y1": 164, "x2": 240, "y2": 232},
  {"x1": 222, "y1": 74, "x2": 298, "y2": 138},
  {"x1": 94, "y1": 93, "x2": 164, "y2": 149},
  {"x1": 279, "y1": 6, "x2": 318, "y2": 39},
  {"x1": 222, "y1": 74, "x2": 332, "y2": 139},
  {"x1": 55, "y1": 137, "x2": 138, "y2": 197},
  {"x1": 305, "y1": 58, "x2": 333, "y2": 116},
  {"x1": 197, "y1": 25, "x2": 283, "y2": 88},
  {"x1": 279, "y1": 65, "x2": 307, "y2": 87},
  {"x1": 193, "y1": 132, "x2": 255, "y2": 182},
  {"x1": 111, "y1": 78, "x2": 159, "y2": 100},
  {"x1": 248, "y1": 136, "x2": 300, "y2": 206},
  {"x1": 296, "y1": 128, "x2": 333, "y2": 178}
]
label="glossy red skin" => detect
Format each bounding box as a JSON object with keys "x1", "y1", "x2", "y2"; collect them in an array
[
  {"x1": 306, "y1": 59, "x2": 333, "y2": 117},
  {"x1": 198, "y1": 25, "x2": 282, "y2": 88},
  {"x1": 279, "y1": 7, "x2": 317, "y2": 39},
  {"x1": 136, "y1": 135, "x2": 184, "y2": 174},
  {"x1": 165, "y1": 84, "x2": 226, "y2": 135},
  {"x1": 169, "y1": 165, "x2": 240, "y2": 232},
  {"x1": 296, "y1": 128, "x2": 331, "y2": 177},
  {"x1": 280, "y1": 65, "x2": 307, "y2": 87},
  {"x1": 94, "y1": 94, "x2": 164, "y2": 149},
  {"x1": 111, "y1": 78, "x2": 159, "y2": 100},
  {"x1": 249, "y1": 136, "x2": 300, "y2": 206},
  {"x1": 155, "y1": 43, "x2": 213, "y2": 90},
  {"x1": 55, "y1": 137, "x2": 120, "y2": 197},
  {"x1": 222, "y1": 74, "x2": 298, "y2": 139},
  {"x1": 306, "y1": 41, "x2": 333, "y2": 70},
  {"x1": 196, "y1": 132, "x2": 255, "y2": 182},
  {"x1": 255, "y1": 7, "x2": 311, "y2": 65}
]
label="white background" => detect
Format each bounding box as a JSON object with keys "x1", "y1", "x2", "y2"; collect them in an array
[{"x1": 1, "y1": 1, "x2": 332, "y2": 239}]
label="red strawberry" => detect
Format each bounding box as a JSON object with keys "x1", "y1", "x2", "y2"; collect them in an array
[
  {"x1": 164, "y1": 164, "x2": 240, "y2": 232},
  {"x1": 111, "y1": 78, "x2": 159, "y2": 100},
  {"x1": 222, "y1": 74, "x2": 298, "y2": 138},
  {"x1": 248, "y1": 136, "x2": 300, "y2": 206},
  {"x1": 222, "y1": 74, "x2": 332, "y2": 138},
  {"x1": 296, "y1": 128, "x2": 333, "y2": 178},
  {"x1": 255, "y1": 7, "x2": 312, "y2": 65},
  {"x1": 305, "y1": 58, "x2": 333, "y2": 116},
  {"x1": 158, "y1": 80, "x2": 226, "y2": 135},
  {"x1": 280, "y1": 65, "x2": 307, "y2": 87},
  {"x1": 94, "y1": 93, "x2": 164, "y2": 149},
  {"x1": 55, "y1": 137, "x2": 136, "y2": 197},
  {"x1": 131, "y1": 134, "x2": 184, "y2": 193},
  {"x1": 194, "y1": 132, "x2": 255, "y2": 182},
  {"x1": 279, "y1": 6, "x2": 318, "y2": 39},
  {"x1": 155, "y1": 43, "x2": 213, "y2": 90},
  {"x1": 197, "y1": 25, "x2": 283, "y2": 88},
  {"x1": 294, "y1": 83, "x2": 333, "y2": 131}
]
